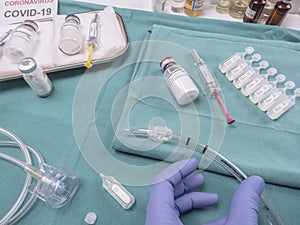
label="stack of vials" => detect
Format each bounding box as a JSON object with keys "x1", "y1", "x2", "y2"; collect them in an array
[{"x1": 218, "y1": 47, "x2": 300, "y2": 120}]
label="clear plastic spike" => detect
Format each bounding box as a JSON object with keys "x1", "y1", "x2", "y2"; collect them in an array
[
  {"x1": 233, "y1": 61, "x2": 269, "y2": 89},
  {"x1": 225, "y1": 53, "x2": 261, "y2": 81},
  {"x1": 240, "y1": 68, "x2": 277, "y2": 96},
  {"x1": 218, "y1": 46, "x2": 255, "y2": 73},
  {"x1": 267, "y1": 88, "x2": 300, "y2": 120},
  {"x1": 249, "y1": 74, "x2": 286, "y2": 104},
  {"x1": 258, "y1": 81, "x2": 295, "y2": 111}
]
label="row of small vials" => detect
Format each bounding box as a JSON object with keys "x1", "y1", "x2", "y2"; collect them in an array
[{"x1": 218, "y1": 46, "x2": 300, "y2": 120}]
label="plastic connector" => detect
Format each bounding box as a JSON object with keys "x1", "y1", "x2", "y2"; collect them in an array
[{"x1": 34, "y1": 163, "x2": 78, "y2": 208}]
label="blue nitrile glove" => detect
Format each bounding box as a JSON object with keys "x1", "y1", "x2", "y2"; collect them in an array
[
  {"x1": 203, "y1": 175, "x2": 265, "y2": 225},
  {"x1": 145, "y1": 158, "x2": 219, "y2": 225}
]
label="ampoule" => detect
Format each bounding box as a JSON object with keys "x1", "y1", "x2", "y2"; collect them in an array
[
  {"x1": 266, "y1": 0, "x2": 292, "y2": 26},
  {"x1": 4, "y1": 20, "x2": 38, "y2": 63},
  {"x1": 229, "y1": 0, "x2": 251, "y2": 19},
  {"x1": 267, "y1": 88, "x2": 300, "y2": 120},
  {"x1": 184, "y1": 0, "x2": 205, "y2": 16},
  {"x1": 171, "y1": 0, "x2": 185, "y2": 13},
  {"x1": 225, "y1": 53, "x2": 261, "y2": 81},
  {"x1": 249, "y1": 74, "x2": 286, "y2": 104},
  {"x1": 232, "y1": 60, "x2": 269, "y2": 88},
  {"x1": 258, "y1": 81, "x2": 295, "y2": 111},
  {"x1": 100, "y1": 173, "x2": 135, "y2": 209},
  {"x1": 243, "y1": 0, "x2": 267, "y2": 23},
  {"x1": 58, "y1": 14, "x2": 82, "y2": 55},
  {"x1": 218, "y1": 46, "x2": 254, "y2": 73},
  {"x1": 240, "y1": 67, "x2": 277, "y2": 96},
  {"x1": 18, "y1": 57, "x2": 54, "y2": 97},
  {"x1": 216, "y1": 0, "x2": 232, "y2": 14}
]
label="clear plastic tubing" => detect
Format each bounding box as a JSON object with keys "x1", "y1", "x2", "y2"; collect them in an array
[
  {"x1": 58, "y1": 14, "x2": 82, "y2": 55},
  {"x1": 249, "y1": 74, "x2": 286, "y2": 104},
  {"x1": 240, "y1": 68, "x2": 277, "y2": 96},
  {"x1": 225, "y1": 53, "x2": 261, "y2": 81},
  {"x1": 3, "y1": 20, "x2": 38, "y2": 63},
  {"x1": 258, "y1": 81, "x2": 295, "y2": 111},
  {"x1": 218, "y1": 46, "x2": 254, "y2": 73},
  {"x1": 232, "y1": 60, "x2": 269, "y2": 89},
  {"x1": 160, "y1": 57, "x2": 199, "y2": 105},
  {"x1": 267, "y1": 88, "x2": 300, "y2": 120},
  {"x1": 18, "y1": 57, "x2": 54, "y2": 97}
]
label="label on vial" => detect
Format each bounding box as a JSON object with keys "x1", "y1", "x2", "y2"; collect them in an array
[
  {"x1": 254, "y1": 84, "x2": 272, "y2": 97},
  {"x1": 262, "y1": 92, "x2": 280, "y2": 105},
  {"x1": 191, "y1": 0, "x2": 204, "y2": 10},
  {"x1": 238, "y1": 70, "x2": 255, "y2": 82},
  {"x1": 112, "y1": 184, "x2": 131, "y2": 204},
  {"x1": 272, "y1": 100, "x2": 290, "y2": 114},
  {"x1": 231, "y1": 63, "x2": 247, "y2": 75},
  {"x1": 166, "y1": 69, "x2": 187, "y2": 87},
  {"x1": 224, "y1": 55, "x2": 240, "y2": 66},
  {"x1": 246, "y1": 77, "x2": 262, "y2": 89},
  {"x1": 89, "y1": 22, "x2": 98, "y2": 39},
  {"x1": 245, "y1": 7, "x2": 256, "y2": 19}
]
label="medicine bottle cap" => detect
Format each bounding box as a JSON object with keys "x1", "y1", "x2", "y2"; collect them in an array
[
  {"x1": 22, "y1": 20, "x2": 39, "y2": 32},
  {"x1": 65, "y1": 14, "x2": 81, "y2": 24},
  {"x1": 160, "y1": 57, "x2": 176, "y2": 72},
  {"x1": 18, "y1": 57, "x2": 37, "y2": 74}
]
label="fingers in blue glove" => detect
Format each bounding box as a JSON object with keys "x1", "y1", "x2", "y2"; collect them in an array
[
  {"x1": 175, "y1": 192, "x2": 218, "y2": 214},
  {"x1": 225, "y1": 175, "x2": 265, "y2": 225},
  {"x1": 174, "y1": 172, "x2": 205, "y2": 198}
]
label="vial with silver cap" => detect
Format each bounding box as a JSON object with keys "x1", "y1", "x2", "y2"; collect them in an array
[
  {"x1": 160, "y1": 57, "x2": 199, "y2": 106},
  {"x1": 3, "y1": 20, "x2": 38, "y2": 63},
  {"x1": 18, "y1": 57, "x2": 54, "y2": 97}
]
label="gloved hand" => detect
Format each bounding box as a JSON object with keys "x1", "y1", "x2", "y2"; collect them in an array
[
  {"x1": 203, "y1": 175, "x2": 265, "y2": 225},
  {"x1": 145, "y1": 158, "x2": 218, "y2": 225},
  {"x1": 145, "y1": 158, "x2": 265, "y2": 225}
]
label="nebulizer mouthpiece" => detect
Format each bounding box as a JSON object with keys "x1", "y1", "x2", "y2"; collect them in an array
[{"x1": 34, "y1": 164, "x2": 78, "y2": 208}]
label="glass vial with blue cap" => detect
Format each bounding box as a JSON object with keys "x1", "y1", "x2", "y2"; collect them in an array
[
  {"x1": 160, "y1": 57, "x2": 199, "y2": 105},
  {"x1": 18, "y1": 57, "x2": 54, "y2": 97}
]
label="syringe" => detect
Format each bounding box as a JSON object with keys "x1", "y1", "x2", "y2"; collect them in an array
[
  {"x1": 0, "y1": 29, "x2": 13, "y2": 48},
  {"x1": 84, "y1": 14, "x2": 100, "y2": 69},
  {"x1": 191, "y1": 49, "x2": 235, "y2": 124}
]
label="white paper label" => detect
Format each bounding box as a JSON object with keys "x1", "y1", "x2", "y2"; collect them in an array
[
  {"x1": 0, "y1": 0, "x2": 58, "y2": 25},
  {"x1": 245, "y1": 7, "x2": 256, "y2": 19}
]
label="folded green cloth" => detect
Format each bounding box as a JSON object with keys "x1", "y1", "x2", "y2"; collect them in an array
[{"x1": 112, "y1": 24, "x2": 300, "y2": 190}]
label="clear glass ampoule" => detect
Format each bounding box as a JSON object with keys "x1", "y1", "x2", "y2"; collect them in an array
[
  {"x1": 18, "y1": 57, "x2": 54, "y2": 97},
  {"x1": 218, "y1": 46, "x2": 254, "y2": 73},
  {"x1": 232, "y1": 60, "x2": 269, "y2": 89},
  {"x1": 4, "y1": 20, "x2": 38, "y2": 63},
  {"x1": 266, "y1": 88, "x2": 300, "y2": 120},
  {"x1": 249, "y1": 74, "x2": 286, "y2": 104},
  {"x1": 258, "y1": 81, "x2": 295, "y2": 111},
  {"x1": 240, "y1": 67, "x2": 277, "y2": 96},
  {"x1": 225, "y1": 53, "x2": 261, "y2": 81},
  {"x1": 58, "y1": 14, "x2": 82, "y2": 55}
]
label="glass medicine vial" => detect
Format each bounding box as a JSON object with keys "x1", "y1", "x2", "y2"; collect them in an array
[
  {"x1": 3, "y1": 20, "x2": 38, "y2": 63},
  {"x1": 216, "y1": 0, "x2": 232, "y2": 14},
  {"x1": 160, "y1": 57, "x2": 199, "y2": 105},
  {"x1": 58, "y1": 14, "x2": 82, "y2": 55},
  {"x1": 184, "y1": 0, "x2": 205, "y2": 16},
  {"x1": 171, "y1": 0, "x2": 185, "y2": 13},
  {"x1": 229, "y1": 0, "x2": 251, "y2": 18},
  {"x1": 265, "y1": 0, "x2": 292, "y2": 26},
  {"x1": 243, "y1": 0, "x2": 267, "y2": 23},
  {"x1": 18, "y1": 57, "x2": 54, "y2": 97}
]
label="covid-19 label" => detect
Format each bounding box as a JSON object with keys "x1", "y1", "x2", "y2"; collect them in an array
[{"x1": 0, "y1": 0, "x2": 57, "y2": 25}]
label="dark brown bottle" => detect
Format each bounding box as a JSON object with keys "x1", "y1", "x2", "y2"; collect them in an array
[
  {"x1": 243, "y1": 0, "x2": 267, "y2": 23},
  {"x1": 266, "y1": 0, "x2": 292, "y2": 25}
]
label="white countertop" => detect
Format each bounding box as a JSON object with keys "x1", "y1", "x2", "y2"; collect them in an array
[{"x1": 75, "y1": 0, "x2": 300, "y2": 31}]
